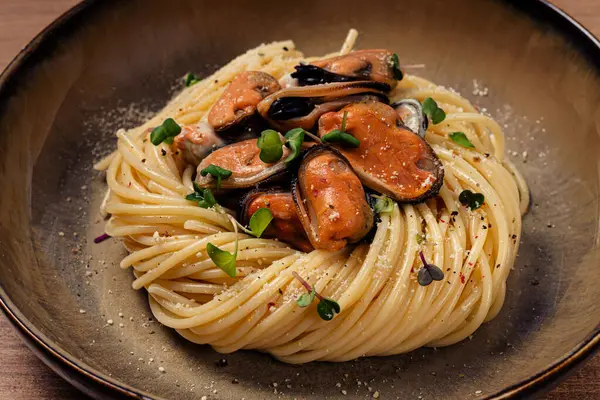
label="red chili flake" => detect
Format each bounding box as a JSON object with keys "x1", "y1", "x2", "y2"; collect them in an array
[
  {"x1": 459, "y1": 272, "x2": 466, "y2": 284},
  {"x1": 267, "y1": 302, "x2": 276, "y2": 308},
  {"x1": 439, "y1": 219, "x2": 446, "y2": 224},
  {"x1": 312, "y1": 190, "x2": 319, "y2": 197},
  {"x1": 71, "y1": 248, "x2": 78, "y2": 254},
  {"x1": 468, "y1": 262, "x2": 473, "y2": 266}
]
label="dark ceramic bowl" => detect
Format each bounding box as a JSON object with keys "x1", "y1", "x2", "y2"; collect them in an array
[{"x1": 1, "y1": 1, "x2": 600, "y2": 399}]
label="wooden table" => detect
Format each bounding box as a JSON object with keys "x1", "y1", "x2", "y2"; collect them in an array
[{"x1": 1, "y1": 0, "x2": 600, "y2": 399}]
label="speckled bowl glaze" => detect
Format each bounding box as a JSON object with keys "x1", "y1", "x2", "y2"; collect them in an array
[{"x1": 1, "y1": 0, "x2": 600, "y2": 399}]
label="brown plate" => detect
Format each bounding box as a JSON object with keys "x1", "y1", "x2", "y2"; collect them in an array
[{"x1": 1, "y1": 0, "x2": 600, "y2": 399}]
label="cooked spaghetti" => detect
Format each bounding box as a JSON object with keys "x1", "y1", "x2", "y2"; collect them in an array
[{"x1": 95, "y1": 31, "x2": 527, "y2": 364}]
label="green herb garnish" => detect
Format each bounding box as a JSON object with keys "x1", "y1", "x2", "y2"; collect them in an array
[
  {"x1": 257, "y1": 129, "x2": 284, "y2": 163},
  {"x1": 184, "y1": 72, "x2": 200, "y2": 87},
  {"x1": 292, "y1": 271, "x2": 341, "y2": 321},
  {"x1": 296, "y1": 287, "x2": 316, "y2": 307},
  {"x1": 449, "y1": 132, "x2": 474, "y2": 148},
  {"x1": 206, "y1": 241, "x2": 237, "y2": 277},
  {"x1": 417, "y1": 251, "x2": 444, "y2": 286},
  {"x1": 200, "y1": 164, "x2": 232, "y2": 191},
  {"x1": 248, "y1": 208, "x2": 274, "y2": 238},
  {"x1": 206, "y1": 215, "x2": 239, "y2": 277},
  {"x1": 150, "y1": 118, "x2": 181, "y2": 145},
  {"x1": 373, "y1": 195, "x2": 394, "y2": 214},
  {"x1": 391, "y1": 53, "x2": 403, "y2": 80},
  {"x1": 283, "y1": 128, "x2": 306, "y2": 163},
  {"x1": 422, "y1": 97, "x2": 446, "y2": 125},
  {"x1": 459, "y1": 189, "x2": 485, "y2": 210},
  {"x1": 416, "y1": 233, "x2": 426, "y2": 245},
  {"x1": 185, "y1": 183, "x2": 217, "y2": 208},
  {"x1": 321, "y1": 111, "x2": 360, "y2": 148}
]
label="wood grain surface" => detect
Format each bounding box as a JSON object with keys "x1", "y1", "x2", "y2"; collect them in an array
[{"x1": 0, "y1": 0, "x2": 599, "y2": 399}]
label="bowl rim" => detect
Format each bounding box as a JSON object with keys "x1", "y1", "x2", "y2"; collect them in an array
[{"x1": 0, "y1": 0, "x2": 599, "y2": 399}]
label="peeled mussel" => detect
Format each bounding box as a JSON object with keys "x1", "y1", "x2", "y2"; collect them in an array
[
  {"x1": 195, "y1": 137, "x2": 289, "y2": 189},
  {"x1": 208, "y1": 71, "x2": 280, "y2": 138},
  {"x1": 240, "y1": 189, "x2": 313, "y2": 252},
  {"x1": 392, "y1": 99, "x2": 428, "y2": 138},
  {"x1": 317, "y1": 101, "x2": 444, "y2": 202},
  {"x1": 292, "y1": 146, "x2": 374, "y2": 252},
  {"x1": 257, "y1": 81, "x2": 388, "y2": 131},
  {"x1": 291, "y1": 49, "x2": 402, "y2": 91},
  {"x1": 174, "y1": 121, "x2": 224, "y2": 165}
]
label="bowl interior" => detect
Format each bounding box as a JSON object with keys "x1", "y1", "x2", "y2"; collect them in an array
[{"x1": 1, "y1": 0, "x2": 600, "y2": 399}]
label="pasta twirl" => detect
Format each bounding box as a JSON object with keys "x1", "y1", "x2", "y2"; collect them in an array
[{"x1": 95, "y1": 36, "x2": 526, "y2": 364}]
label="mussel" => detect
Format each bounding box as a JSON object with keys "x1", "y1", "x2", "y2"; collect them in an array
[
  {"x1": 392, "y1": 99, "x2": 428, "y2": 138},
  {"x1": 257, "y1": 81, "x2": 388, "y2": 132},
  {"x1": 317, "y1": 101, "x2": 444, "y2": 203},
  {"x1": 240, "y1": 189, "x2": 313, "y2": 252},
  {"x1": 195, "y1": 138, "x2": 289, "y2": 189},
  {"x1": 174, "y1": 121, "x2": 224, "y2": 165},
  {"x1": 207, "y1": 71, "x2": 280, "y2": 137},
  {"x1": 292, "y1": 146, "x2": 374, "y2": 252},
  {"x1": 291, "y1": 49, "x2": 401, "y2": 91}
]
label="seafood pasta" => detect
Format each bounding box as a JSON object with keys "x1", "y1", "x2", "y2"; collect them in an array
[{"x1": 95, "y1": 30, "x2": 528, "y2": 363}]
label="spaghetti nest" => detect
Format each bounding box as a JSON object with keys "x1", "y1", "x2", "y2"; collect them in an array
[{"x1": 95, "y1": 39, "x2": 527, "y2": 364}]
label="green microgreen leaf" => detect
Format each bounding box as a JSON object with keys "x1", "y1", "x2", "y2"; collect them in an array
[
  {"x1": 257, "y1": 129, "x2": 284, "y2": 163},
  {"x1": 317, "y1": 298, "x2": 341, "y2": 321},
  {"x1": 291, "y1": 271, "x2": 341, "y2": 321},
  {"x1": 373, "y1": 195, "x2": 394, "y2": 214},
  {"x1": 184, "y1": 72, "x2": 200, "y2": 87},
  {"x1": 422, "y1": 97, "x2": 446, "y2": 125},
  {"x1": 185, "y1": 182, "x2": 217, "y2": 208},
  {"x1": 296, "y1": 287, "x2": 316, "y2": 307},
  {"x1": 200, "y1": 164, "x2": 232, "y2": 191},
  {"x1": 206, "y1": 242, "x2": 237, "y2": 278},
  {"x1": 458, "y1": 189, "x2": 485, "y2": 210},
  {"x1": 206, "y1": 214, "x2": 239, "y2": 278},
  {"x1": 150, "y1": 118, "x2": 182, "y2": 145},
  {"x1": 417, "y1": 251, "x2": 444, "y2": 286},
  {"x1": 449, "y1": 132, "x2": 475, "y2": 148},
  {"x1": 321, "y1": 111, "x2": 360, "y2": 148},
  {"x1": 390, "y1": 53, "x2": 403, "y2": 80},
  {"x1": 283, "y1": 128, "x2": 306, "y2": 163},
  {"x1": 248, "y1": 208, "x2": 273, "y2": 238}
]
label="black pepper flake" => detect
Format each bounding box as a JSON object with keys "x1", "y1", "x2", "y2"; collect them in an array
[
  {"x1": 141, "y1": 158, "x2": 146, "y2": 163},
  {"x1": 488, "y1": 224, "x2": 492, "y2": 228},
  {"x1": 216, "y1": 358, "x2": 228, "y2": 367},
  {"x1": 232, "y1": 378, "x2": 239, "y2": 384},
  {"x1": 161, "y1": 149, "x2": 167, "y2": 156},
  {"x1": 214, "y1": 79, "x2": 219, "y2": 83},
  {"x1": 530, "y1": 279, "x2": 540, "y2": 286},
  {"x1": 283, "y1": 46, "x2": 289, "y2": 51},
  {"x1": 278, "y1": 288, "x2": 283, "y2": 295},
  {"x1": 482, "y1": 225, "x2": 487, "y2": 229},
  {"x1": 496, "y1": 264, "x2": 501, "y2": 269},
  {"x1": 473, "y1": 156, "x2": 481, "y2": 162},
  {"x1": 484, "y1": 153, "x2": 490, "y2": 158},
  {"x1": 511, "y1": 234, "x2": 517, "y2": 239},
  {"x1": 258, "y1": 52, "x2": 265, "y2": 57},
  {"x1": 451, "y1": 211, "x2": 459, "y2": 216}
]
